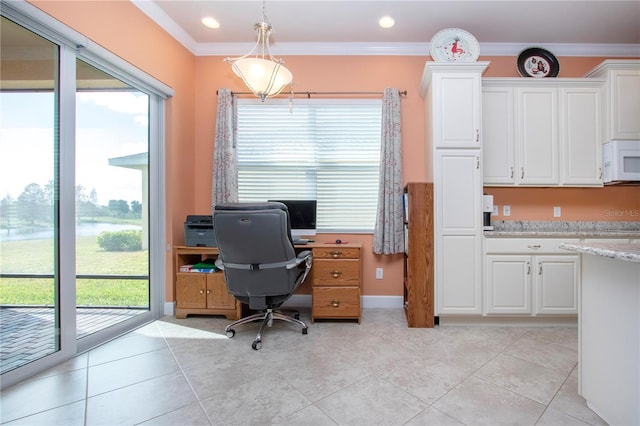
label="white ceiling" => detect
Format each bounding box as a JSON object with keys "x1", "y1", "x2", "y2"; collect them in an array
[{"x1": 132, "y1": 0, "x2": 640, "y2": 57}]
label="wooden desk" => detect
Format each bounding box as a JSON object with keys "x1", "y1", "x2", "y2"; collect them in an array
[{"x1": 173, "y1": 242, "x2": 363, "y2": 322}]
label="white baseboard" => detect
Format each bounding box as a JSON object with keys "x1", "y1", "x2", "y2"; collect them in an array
[
  {"x1": 164, "y1": 302, "x2": 175, "y2": 316},
  {"x1": 438, "y1": 315, "x2": 578, "y2": 327}
]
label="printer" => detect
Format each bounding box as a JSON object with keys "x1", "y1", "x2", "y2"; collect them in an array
[{"x1": 184, "y1": 215, "x2": 216, "y2": 247}]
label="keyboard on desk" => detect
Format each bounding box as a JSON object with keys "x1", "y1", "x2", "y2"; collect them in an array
[{"x1": 292, "y1": 238, "x2": 308, "y2": 245}]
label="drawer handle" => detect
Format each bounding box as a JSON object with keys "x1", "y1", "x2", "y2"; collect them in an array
[
  {"x1": 330, "y1": 250, "x2": 342, "y2": 258},
  {"x1": 527, "y1": 245, "x2": 541, "y2": 249},
  {"x1": 521, "y1": 167, "x2": 525, "y2": 179},
  {"x1": 331, "y1": 299, "x2": 340, "y2": 308},
  {"x1": 331, "y1": 270, "x2": 343, "y2": 278},
  {"x1": 526, "y1": 261, "x2": 531, "y2": 275},
  {"x1": 539, "y1": 264, "x2": 543, "y2": 275}
]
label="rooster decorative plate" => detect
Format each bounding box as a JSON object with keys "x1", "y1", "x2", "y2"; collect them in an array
[
  {"x1": 429, "y1": 28, "x2": 480, "y2": 62},
  {"x1": 517, "y1": 47, "x2": 560, "y2": 78}
]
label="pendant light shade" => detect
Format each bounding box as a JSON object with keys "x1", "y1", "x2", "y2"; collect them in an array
[{"x1": 224, "y1": 8, "x2": 292, "y2": 101}]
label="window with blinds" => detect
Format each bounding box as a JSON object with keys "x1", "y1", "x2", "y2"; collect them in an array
[{"x1": 237, "y1": 98, "x2": 382, "y2": 232}]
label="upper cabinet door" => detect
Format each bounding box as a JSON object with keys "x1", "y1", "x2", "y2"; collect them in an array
[
  {"x1": 432, "y1": 73, "x2": 482, "y2": 148},
  {"x1": 609, "y1": 69, "x2": 640, "y2": 140},
  {"x1": 482, "y1": 86, "x2": 515, "y2": 184},
  {"x1": 517, "y1": 87, "x2": 559, "y2": 185},
  {"x1": 561, "y1": 87, "x2": 603, "y2": 185}
]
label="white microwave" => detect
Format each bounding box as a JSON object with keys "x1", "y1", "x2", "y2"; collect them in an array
[{"x1": 603, "y1": 140, "x2": 640, "y2": 184}]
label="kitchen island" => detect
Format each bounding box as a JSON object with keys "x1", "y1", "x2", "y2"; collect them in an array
[{"x1": 560, "y1": 242, "x2": 640, "y2": 426}]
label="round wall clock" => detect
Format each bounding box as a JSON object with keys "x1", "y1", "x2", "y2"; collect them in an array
[
  {"x1": 429, "y1": 28, "x2": 480, "y2": 62},
  {"x1": 517, "y1": 47, "x2": 560, "y2": 78}
]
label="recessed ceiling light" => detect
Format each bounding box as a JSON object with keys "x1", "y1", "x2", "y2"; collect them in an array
[
  {"x1": 201, "y1": 16, "x2": 220, "y2": 29},
  {"x1": 378, "y1": 16, "x2": 395, "y2": 29}
]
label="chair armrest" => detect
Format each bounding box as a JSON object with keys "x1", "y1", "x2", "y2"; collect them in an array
[{"x1": 214, "y1": 257, "x2": 224, "y2": 270}]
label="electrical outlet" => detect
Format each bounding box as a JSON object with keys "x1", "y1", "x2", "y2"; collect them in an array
[
  {"x1": 554, "y1": 206, "x2": 561, "y2": 217},
  {"x1": 503, "y1": 205, "x2": 511, "y2": 216},
  {"x1": 493, "y1": 205, "x2": 498, "y2": 215},
  {"x1": 375, "y1": 268, "x2": 383, "y2": 279}
]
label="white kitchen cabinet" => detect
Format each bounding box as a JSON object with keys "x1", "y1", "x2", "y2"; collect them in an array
[
  {"x1": 435, "y1": 150, "x2": 483, "y2": 314},
  {"x1": 482, "y1": 86, "x2": 515, "y2": 184},
  {"x1": 518, "y1": 86, "x2": 559, "y2": 185},
  {"x1": 421, "y1": 62, "x2": 488, "y2": 149},
  {"x1": 561, "y1": 87, "x2": 602, "y2": 185},
  {"x1": 421, "y1": 62, "x2": 488, "y2": 317},
  {"x1": 585, "y1": 60, "x2": 640, "y2": 140},
  {"x1": 485, "y1": 255, "x2": 531, "y2": 314},
  {"x1": 482, "y1": 79, "x2": 603, "y2": 187},
  {"x1": 484, "y1": 238, "x2": 580, "y2": 316}
]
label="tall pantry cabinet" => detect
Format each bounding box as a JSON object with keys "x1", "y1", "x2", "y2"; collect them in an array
[{"x1": 420, "y1": 62, "x2": 489, "y2": 316}]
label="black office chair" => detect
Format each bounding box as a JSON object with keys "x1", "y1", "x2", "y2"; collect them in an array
[{"x1": 213, "y1": 202, "x2": 312, "y2": 350}]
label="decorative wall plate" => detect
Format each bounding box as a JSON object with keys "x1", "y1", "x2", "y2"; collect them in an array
[
  {"x1": 429, "y1": 28, "x2": 480, "y2": 62},
  {"x1": 517, "y1": 47, "x2": 560, "y2": 77}
]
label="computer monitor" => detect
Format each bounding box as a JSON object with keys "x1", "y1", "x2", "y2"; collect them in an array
[{"x1": 268, "y1": 199, "x2": 317, "y2": 238}]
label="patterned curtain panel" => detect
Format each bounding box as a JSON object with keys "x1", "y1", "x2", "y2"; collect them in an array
[
  {"x1": 212, "y1": 88, "x2": 239, "y2": 210},
  {"x1": 373, "y1": 88, "x2": 404, "y2": 254}
]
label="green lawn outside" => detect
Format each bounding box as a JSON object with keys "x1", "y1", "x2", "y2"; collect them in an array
[{"x1": 0, "y1": 235, "x2": 149, "y2": 306}]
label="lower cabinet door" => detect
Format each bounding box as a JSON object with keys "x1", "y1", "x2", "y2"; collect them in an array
[
  {"x1": 535, "y1": 255, "x2": 579, "y2": 314},
  {"x1": 206, "y1": 273, "x2": 236, "y2": 309},
  {"x1": 176, "y1": 273, "x2": 207, "y2": 309},
  {"x1": 485, "y1": 255, "x2": 531, "y2": 314},
  {"x1": 312, "y1": 287, "x2": 360, "y2": 319}
]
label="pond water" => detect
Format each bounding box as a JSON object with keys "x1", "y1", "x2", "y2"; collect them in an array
[{"x1": 0, "y1": 223, "x2": 141, "y2": 241}]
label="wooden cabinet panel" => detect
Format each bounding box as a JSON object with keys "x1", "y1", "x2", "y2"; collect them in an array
[
  {"x1": 176, "y1": 273, "x2": 207, "y2": 310},
  {"x1": 206, "y1": 274, "x2": 236, "y2": 309}
]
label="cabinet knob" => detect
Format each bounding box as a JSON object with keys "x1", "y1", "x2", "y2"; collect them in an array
[
  {"x1": 331, "y1": 299, "x2": 340, "y2": 308},
  {"x1": 330, "y1": 250, "x2": 342, "y2": 258},
  {"x1": 199, "y1": 290, "x2": 204, "y2": 294},
  {"x1": 331, "y1": 270, "x2": 342, "y2": 278},
  {"x1": 206, "y1": 290, "x2": 211, "y2": 294}
]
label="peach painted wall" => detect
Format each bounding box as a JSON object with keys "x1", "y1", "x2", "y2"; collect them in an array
[
  {"x1": 30, "y1": 0, "x2": 196, "y2": 302},
  {"x1": 26, "y1": 0, "x2": 640, "y2": 301}
]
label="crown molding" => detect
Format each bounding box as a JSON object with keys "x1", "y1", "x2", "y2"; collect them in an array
[
  {"x1": 197, "y1": 42, "x2": 640, "y2": 57},
  {"x1": 131, "y1": 0, "x2": 199, "y2": 53}
]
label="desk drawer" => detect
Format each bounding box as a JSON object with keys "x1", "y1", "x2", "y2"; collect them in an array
[
  {"x1": 313, "y1": 259, "x2": 361, "y2": 286},
  {"x1": 312, "y1": 287, "x2": 360, "y2": 319},
  {"x1": 313, "y1": 247, "x2": 360, "y2": 259}
]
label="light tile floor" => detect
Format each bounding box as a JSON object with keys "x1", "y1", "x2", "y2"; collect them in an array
[{"x1": 0, "y1": 309, "x2": 606, "y2": 426}]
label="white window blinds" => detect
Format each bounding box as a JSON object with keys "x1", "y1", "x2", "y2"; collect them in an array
[{"x1": 237, "y1": 98, "x2": 382, "y2": 232}]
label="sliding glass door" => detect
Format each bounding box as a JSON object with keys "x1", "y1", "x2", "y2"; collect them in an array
[
  {"x1": 75, "y1": 60, "x2": 150, "y2": 340},
  {"x1": 0, "y1": 16, "x2": 65, "y2": 376},
  {"x1": 1, "y1": 8, "x2": 166, "y2": 388}
]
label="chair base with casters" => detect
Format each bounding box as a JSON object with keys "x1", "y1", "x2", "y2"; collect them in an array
[{"x1": 225, "y1": 308, "x2": 308, "y2": 350}]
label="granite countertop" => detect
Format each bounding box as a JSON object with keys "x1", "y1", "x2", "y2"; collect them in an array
[
  {"x1": 559, "y1": 242, "x2": 640, "y2": 263},
  {"x1": 485, "y1": 221, "x2": 640, "y2": 238}
]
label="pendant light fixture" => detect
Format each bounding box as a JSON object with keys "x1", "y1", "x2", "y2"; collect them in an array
[{"x1": 224, "y1": 0, "x2": 292, "y2": 101}]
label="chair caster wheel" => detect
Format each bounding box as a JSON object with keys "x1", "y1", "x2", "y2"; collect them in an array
[
  {"x1": 294, "y1": 313, "x2": 300, "y2": 320},
  {"x1": 302, "y1": 328, "x2": 308, "y2": 335},
  {"x1": 252, "y1": 339, "x2": 262, "y2": 350},
  {"x1": 226, "y1": 329, "x2": 235, "y2": 338}
]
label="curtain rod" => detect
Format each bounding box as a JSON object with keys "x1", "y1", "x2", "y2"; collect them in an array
[{"x1": 217, "y1": 90, "x2": 407, "y2": 98}]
